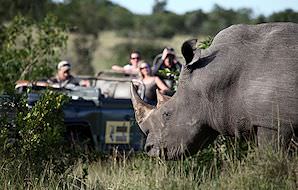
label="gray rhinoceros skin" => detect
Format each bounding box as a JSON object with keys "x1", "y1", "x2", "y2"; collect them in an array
[{"x1": 131, "y1": 22, "x2": 298, "y2": 159}]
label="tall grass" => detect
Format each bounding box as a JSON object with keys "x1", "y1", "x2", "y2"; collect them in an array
[{"x1": 1, "y1": 138, "x2": 297, "y2": 189}]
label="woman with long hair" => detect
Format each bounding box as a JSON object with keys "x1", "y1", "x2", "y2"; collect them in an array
[{"x1": 137, "y1": 61, "x2": 169, "y2": 105}]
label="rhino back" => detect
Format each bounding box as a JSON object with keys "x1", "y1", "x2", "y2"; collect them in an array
[{"x1": 179, "y1": 23, "x2": 298, "y2": 136}]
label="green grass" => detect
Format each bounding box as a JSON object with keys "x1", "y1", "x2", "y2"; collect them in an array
[
  {"x1": 1, "y1": 141, "x2": 297, "y2": 189},
  {"x1": 201, "y1": 148, "x2": 298, "y2": 189}
]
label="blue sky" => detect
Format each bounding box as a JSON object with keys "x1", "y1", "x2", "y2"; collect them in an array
[{"x1": 110, "y1": 0, "x2": 298, "y2": 16}]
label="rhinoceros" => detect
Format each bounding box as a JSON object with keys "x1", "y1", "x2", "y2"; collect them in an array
[{"x1": 131, "y1": 23, "x2": 298, "y2": 159}]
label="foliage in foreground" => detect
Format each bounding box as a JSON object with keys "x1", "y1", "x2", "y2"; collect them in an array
[
  {"x1": 0, "y1": 135, "x2": 297, "y2": 189},
  {"x1": 0, "y1": 90, "x2": 72, "y2": 175}
]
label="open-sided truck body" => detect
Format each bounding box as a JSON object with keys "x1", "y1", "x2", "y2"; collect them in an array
[{"x1": 15, "y1": 71, "x2": 145, "y2": 153}]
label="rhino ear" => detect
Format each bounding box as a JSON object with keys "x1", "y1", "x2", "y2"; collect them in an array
[
  {"x1": 181, "y1": 39, "x2": 201, "y2": 66},
  {"x1": 130, "y1": 83, "x2": 154, "y2": 126},
  {"x1": 156, "y1": 89, "x2": 171, "y2": 109}
]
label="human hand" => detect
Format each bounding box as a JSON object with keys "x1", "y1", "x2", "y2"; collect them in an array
[
  {"x1": 161, "y1": 47, "x2": 175, "y2": 60},
  {"x1": 161, "y1": 48, "x2": 169, "y2": 60}
]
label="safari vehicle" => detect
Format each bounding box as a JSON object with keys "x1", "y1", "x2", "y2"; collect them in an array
[{"x1": 14, "y1": 71, "x2": 146, "y2": 154}]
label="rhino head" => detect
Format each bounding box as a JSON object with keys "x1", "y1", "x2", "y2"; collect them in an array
[{"x1": 131, "y1": 39, "x2": 218, "y2": 159}]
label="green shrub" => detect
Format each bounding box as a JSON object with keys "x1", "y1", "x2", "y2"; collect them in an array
[
  {"x1": 156, "y1": 68, "x2": 180, "y2": 91},
  {"x1": 17, "y1": 91, "x2": 68, "y2": 158},
  {"x1": 198, "y1": 36, "x2": 213, "y2": 49},
  {"x1": 0, "y1": 15, "x2": 67, "y2": 93},
  {"x1": 0, "y1": 90, "x2": 71, "y2": 174}
]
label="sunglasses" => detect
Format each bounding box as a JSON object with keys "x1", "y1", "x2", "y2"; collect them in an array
[
  {"x1": 131, "y1": 57, "x2": 140, "y2": 60},
  {"x1": 140, "y1": 66, "x2": 149, "y2": 70}
]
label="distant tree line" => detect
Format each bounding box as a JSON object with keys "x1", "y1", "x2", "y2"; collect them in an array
[
  {"x1": 1, "y1": 0, "x2": 297, "y2": 74},
  {"x1": 0, "y1": 0, "x2": 297, "y2": 38}
]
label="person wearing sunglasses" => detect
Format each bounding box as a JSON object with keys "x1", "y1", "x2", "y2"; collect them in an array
[
  {"x1": 112, "y1": 50, "x2": 141, "y2": 75},
  {"x1": 137, "y1": 61, "x2": 170, "y2": 105}
]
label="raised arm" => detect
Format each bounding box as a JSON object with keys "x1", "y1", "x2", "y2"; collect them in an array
[{"x1": 154, "y1": 76, "x2": 169, "y2": 94}]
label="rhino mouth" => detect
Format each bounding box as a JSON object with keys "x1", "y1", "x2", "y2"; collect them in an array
[
  {"x1": 145, "y1": 143, "x2": 170, "y2": 159},
  {"x1": 145, "y1": 145, "x2": 160, "y2": 157},
  {"x1": 145, "y1": 143, "x2": 188, "y2": 160}
]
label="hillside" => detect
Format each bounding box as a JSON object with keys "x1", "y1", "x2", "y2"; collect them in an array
[{"x1": 65, "y1": 31, "x2": 201, "y2": 75}]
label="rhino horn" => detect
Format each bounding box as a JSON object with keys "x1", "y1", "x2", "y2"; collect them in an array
[
  {"x1": 181, "y1": 39, "x2": 201, "y2": 66},
  {"x1": 156, "y1": 89, "x2": 171, "y2": 109},
  {"x1": 130, "y1": 83, "x2": 154, "y2": 131}
]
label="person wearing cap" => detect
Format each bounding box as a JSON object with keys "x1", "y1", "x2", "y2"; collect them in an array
[
  {"x1": 48, "y1": 60, "x2": 80, "y2": 87},
  {"x1": 136, "y1": 61, "x2": 170, "y2": 105},
  {"x1": 111, "y1": 50, "x2": 141, "y2": 75}
]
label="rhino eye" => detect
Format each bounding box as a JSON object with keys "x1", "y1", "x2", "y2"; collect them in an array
[{"x1": 162, "y1": 111, "x2": 171, "y2": 121}]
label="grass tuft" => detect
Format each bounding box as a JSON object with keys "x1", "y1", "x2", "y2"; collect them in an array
[{"x1": 0, "y1": 139, "x2": 297, "y2": 189}]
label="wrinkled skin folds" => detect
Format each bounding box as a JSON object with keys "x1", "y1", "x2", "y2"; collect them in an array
[{"x1": 131, "y1": 23, "x2": 298, "y2": 159}]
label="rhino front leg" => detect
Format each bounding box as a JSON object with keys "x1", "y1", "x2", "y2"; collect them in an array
[{"x1": 256, "y1": 124, "x2": 294, "y2": 151}]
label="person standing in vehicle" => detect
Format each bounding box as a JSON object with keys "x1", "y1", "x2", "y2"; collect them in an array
[
  {"x1": 152, "y1": 47, "x2": 182, "y2": 90},
  {"x1": 48, "y1": 60, "x2": 80, "y2": 87},
  {"x1": 137, "y1": 61, "x2": 169, "y2": 105},
  {"x1": 112, "y1": 50, "x2": 141, "y2": 75},
  {"x1": 152, "y1": 47, "x2": 182, "y2": 77}
]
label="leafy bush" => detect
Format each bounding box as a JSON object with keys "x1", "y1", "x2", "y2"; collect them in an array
[
  {"x1": 156, "y1": 68, "x2": 180, "y2": 91},
  {"x1": 0, "y1": 15, "x2": 67, "y2": 93},
  {"x1": 17, "y1": 91, "x2": 68, "y2": 159},
  {"x1": 0, "y1": 15, "x2": 74, "y2": 175},
  {"x1": 198, "y1": 36, "x2": 213, "y2": 49},
  {"x1": 0, "y1": 90, "x2": 70, "y2": 173}
]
